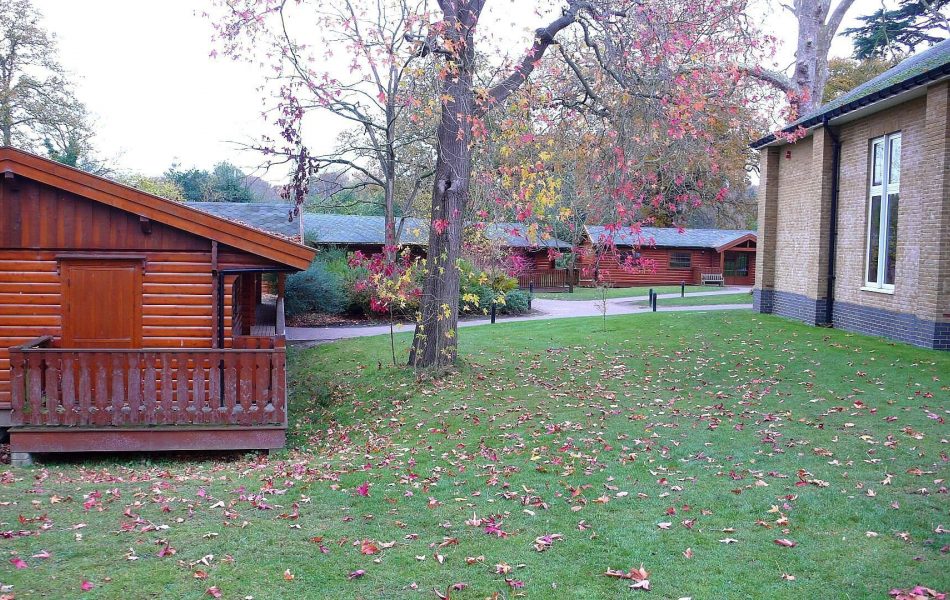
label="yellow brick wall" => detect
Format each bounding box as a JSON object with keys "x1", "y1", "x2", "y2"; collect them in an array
[
  {"x1": 772, "y1": 135, "x2": 821, "y2": 298},
  {"x1": 832, "y1": 90, "x2": 944, "y2": 324},
  {"x1": 756, "y1": 80, "x2": 949, "y2": 330}
]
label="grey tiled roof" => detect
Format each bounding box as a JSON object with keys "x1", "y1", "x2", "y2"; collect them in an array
[
  {"x1": 480, "y1": 222, "x2": 572, "y2": 249},
  {"x1": 188, "y1": 202, "x2": 301, "y2": 238},
  {"x1": 303, "y1": 214, "x2": 430, "y2": 246},
  {"x1": 303, "y1": 215, "x2": 574, "y2": 249},
  {"x1": 754, "y1": 39, "x2": 950, "y2": 147},
  {"x1": 585, "y1": 225, "x2": 755, "y2": 250}
]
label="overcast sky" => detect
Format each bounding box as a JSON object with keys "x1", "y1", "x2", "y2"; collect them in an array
[{"x1": 34, "y1": 0, "x2": 883, "y2": 180}]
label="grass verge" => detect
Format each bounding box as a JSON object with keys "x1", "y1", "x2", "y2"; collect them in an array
[{"x1": 1, "y1": 311, "x2": 947, "y2": 599}]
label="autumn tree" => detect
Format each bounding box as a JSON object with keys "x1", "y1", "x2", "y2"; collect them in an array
[
  {"x1": 0, "y1": 0, "x2": 95, "y2": 156},
  {"x1": 214, "y1": 0, "x2": 772, "y2": 370},
  {"x1": 211, "y1": 0, "x2": 436, "y2": 250},
  {"x1": 120, "y1": 173, "x2": 187, "y2": 202},
  {"x1": 822, "y1": 55, "x2": 900, "y2": 102}
]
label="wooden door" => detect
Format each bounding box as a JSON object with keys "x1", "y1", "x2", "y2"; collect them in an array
[{"x1": 61, "y1": 260, "x2": 143, "y2": 348}]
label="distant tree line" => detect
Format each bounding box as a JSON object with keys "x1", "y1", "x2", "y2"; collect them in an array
[{"x1": 120, "y1": 161, "x2": 279, "y2": 203}]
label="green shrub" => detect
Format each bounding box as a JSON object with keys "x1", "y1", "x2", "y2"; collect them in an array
[
  {"x1": 457, "y1": 259, "x2": 523, "y2": 315},
  {"x1": 500, "y1": 289, "x2": 531, "y2": 314},
  {"x1": 285, "y1": 261, "x2": 348, "y2": 316}
]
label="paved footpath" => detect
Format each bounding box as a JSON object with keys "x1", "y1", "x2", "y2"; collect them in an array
[{"x1": 287, "y1": 286, "x2": 752, "y2": 344}]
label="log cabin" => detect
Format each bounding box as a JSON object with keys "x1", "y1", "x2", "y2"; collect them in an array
[
  {"x1": 301, "y1": 213, "x2": 576, "y2": 290},
  {"x1": 0, "y1": 148, "x2": 316, "y2": 464},
  {"x1": 580, "y1": 225, "x2": 756, "y2": 287}
]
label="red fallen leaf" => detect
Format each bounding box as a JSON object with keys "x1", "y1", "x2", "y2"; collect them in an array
[
  {"x1": 360, "y1": 540, "x2": 380, "y2": 555},
  {"x1": 31, "y1": 550, "x2": 51, "y2": 559},
  {"x1": 156, "y1": 542, "x2": 177, "y2": 558},
  {"x1": 774, "y1": 538, "x2": 797, "y2": 548},
  {"x1": 605, "y1": 564, "x2": 650, "y2": 590},
  {"x1": 683, "y1": 547, "x2": 693, "y2": 559},
  {"x1": 193, "y1": 570, "x2": 209, "y2": 580},
  {"x1": 347, "y1": 569, "x2": 366, "y2": 580},
  {"x1": 9, "y1": 557, "x2": 27, "y2": 569},
  {"x1": 283, "y1": 569, "x2": 294, "y2": 581},
  {"x1": 356, "y1": 482, "x2": 370, "y2": 497},
  {"x1": 889, "y1": 586, "x2": 946, "y2": 600},
  {"x1": 206, "y1": 586, "x2": 222, "y2": 598},
  {"x1": 80, "y1": 580, "x2": 94, "y2": 591},
  {"x1": 505, "y1": 578, "x2": 525, "y2": 589}
]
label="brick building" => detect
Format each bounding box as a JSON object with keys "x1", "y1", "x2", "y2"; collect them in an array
[{"x1": 751, "y1": 40, "x2": 950, "y2": 349}]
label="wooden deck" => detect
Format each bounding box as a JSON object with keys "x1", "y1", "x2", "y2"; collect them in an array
[
  {"x1": 518, "y1": 269, "x2": 579, "y2": 292},
  {"x1": 6, "y1": 299, "x2": 290, "y2": 456}
]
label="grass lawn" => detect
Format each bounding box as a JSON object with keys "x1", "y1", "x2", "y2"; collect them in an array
[
  {"x1": 631, "y1": 291, "x2": 752, "y2": 307},
  {"x1": 534, "y1": 284, "x2": 723, "y2": 300},
  {"x1": 1, "y1": 312, "x2": 948, "y2": 599}
]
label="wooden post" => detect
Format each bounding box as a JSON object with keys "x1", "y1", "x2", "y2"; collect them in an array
[
  {"x1": 277, "y1": 272, "x2": 286, "y2": 298},
  {"x1": 211, "y1": 241, "x2": 219, "y2": 349}
]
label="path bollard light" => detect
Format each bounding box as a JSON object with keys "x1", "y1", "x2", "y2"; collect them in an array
[
  {"x1": 681, "y1": 281, "x2": 685, "y2": 297},
  {"x1": 652, "y1": 293, "x2": 657, "y2": 312},
  {"x1": 491, "y1": 301, "x2": 497, "y2": 324}
]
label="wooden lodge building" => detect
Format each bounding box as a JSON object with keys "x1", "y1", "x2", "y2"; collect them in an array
[
  {"x1": 0, "y1": 148, "x2": 315, "y2": 463},
  {"x1": 301, "y1": 213, "x2": 577, "y2": 290},
  {"x1": 580, "y1": 225, "x2": 757, "y2": 287}
]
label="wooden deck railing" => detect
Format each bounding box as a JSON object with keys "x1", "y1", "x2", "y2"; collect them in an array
[
  {"x1": 8, "y1": 337, "x2": 287, "y2": 428},
  {"x1": 517, "y1": 269, "x2": 579, "y2": 292}
]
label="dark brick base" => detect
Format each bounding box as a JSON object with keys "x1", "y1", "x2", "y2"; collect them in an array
[
  {"x1": 833, "y1": 301, "x2": 950, "y2": 350},
  {"x1": 752, "y1": 289, "x2": 773, "y2": 313},
  {"x1": 756, "y1": 289, "x2": 828, "y2": 325},
  {"x1": 754, "y1": 288, "x2": 948, "y2": 350}
]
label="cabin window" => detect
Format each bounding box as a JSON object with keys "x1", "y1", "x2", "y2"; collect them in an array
[
  {"x1": 615, "y1": 250, "x2": 641, "y2": 267},
  {"x1": 669, "y1": 252, "x2": 691, "y2": 269},
  {"x1": 865, "y1": 133, "x2": 900, "y2": 290}
]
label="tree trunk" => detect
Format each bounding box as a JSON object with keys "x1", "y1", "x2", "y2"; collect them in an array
[
  {"x1": 792, "y1": 0, "x2": 856, "y2": 114},
  {"x1": 384, "y1": 102, "x2": 398, "y2": 254},
  {"x1": 408, "y1": 0, "x2": 581, "y2": 370},
  {"x1": 408, "y1": 6, "x2": 476, "y2": 370}
]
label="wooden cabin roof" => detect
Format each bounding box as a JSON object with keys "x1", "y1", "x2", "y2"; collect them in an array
[{"x1": 0, "y1": 147, "x2": 315, "y2": 270}]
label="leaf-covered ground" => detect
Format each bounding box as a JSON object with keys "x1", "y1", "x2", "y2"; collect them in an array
[{"x1": 1, "y1": 311, "x2": 947, "y2": 599}]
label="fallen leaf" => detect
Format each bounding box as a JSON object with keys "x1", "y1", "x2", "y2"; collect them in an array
[{"x1": 360, "y1": 540, "x2": 380, "y2": 555}]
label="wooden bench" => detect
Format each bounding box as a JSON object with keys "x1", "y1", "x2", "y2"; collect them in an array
[{"x1": 701, "y1": 272, "x2": 724, "y2": 286}]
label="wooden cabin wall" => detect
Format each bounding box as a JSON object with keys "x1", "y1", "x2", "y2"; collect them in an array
[
  {"x1": 0, "y1": 177, "x2": 281, "y2": 409},
  {"x1": 578, "y1": 246, "x2": 720, "y2": 287}
]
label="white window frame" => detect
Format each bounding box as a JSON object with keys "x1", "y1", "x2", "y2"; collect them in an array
[{"x1": 864, "y1": 132, "x2": 901, "y2": 291}]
